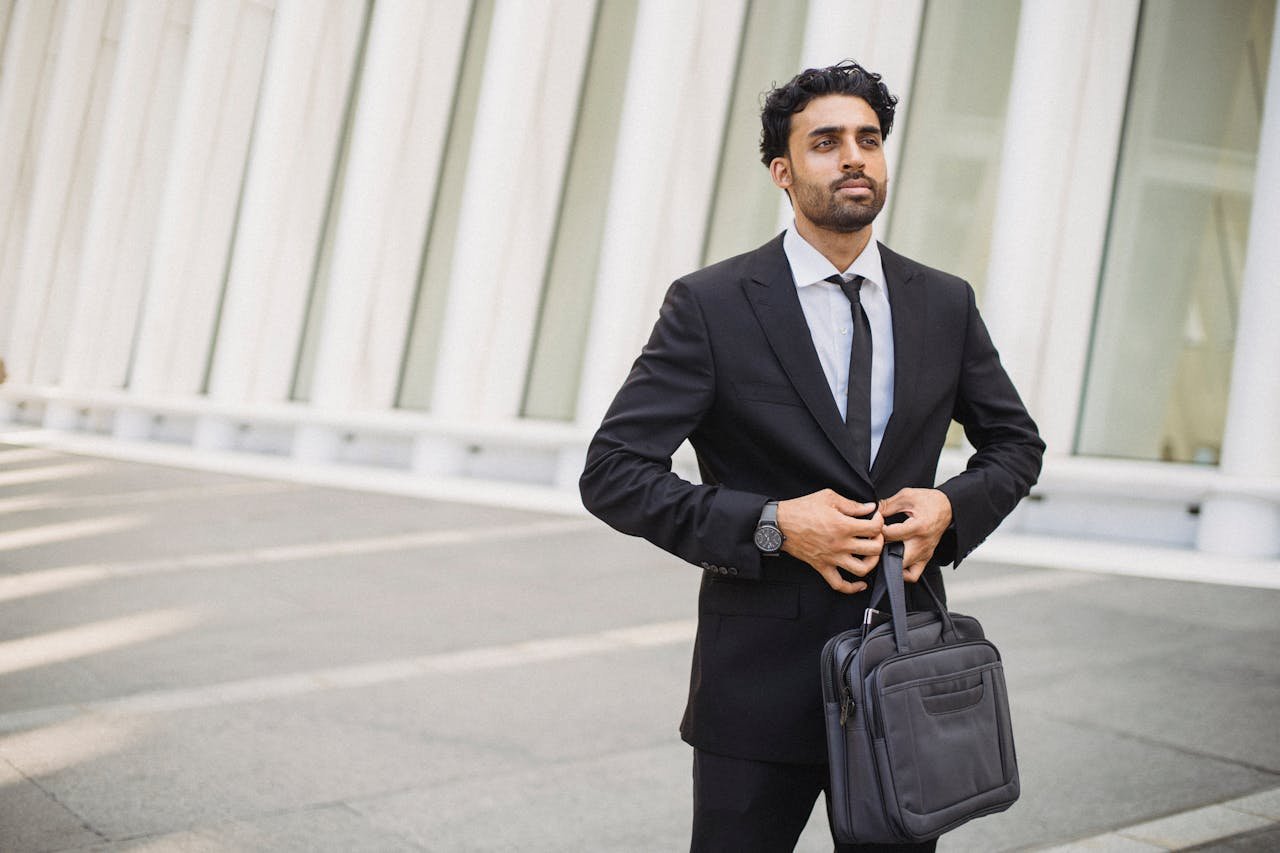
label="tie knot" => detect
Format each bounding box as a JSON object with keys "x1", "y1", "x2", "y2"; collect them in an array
[{"x1": 828, "y1": 273, "x2": 864, "y2": 302}]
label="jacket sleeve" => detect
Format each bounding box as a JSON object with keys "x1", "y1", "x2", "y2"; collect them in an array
[
  {"x1": 579, "y1": 279, "x2": 770, "y2": 578},
  {"x1": 935, "y1": 284, "x2": 1045, "y2": 566}
]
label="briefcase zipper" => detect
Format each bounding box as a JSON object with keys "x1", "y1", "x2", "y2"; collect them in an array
[
  {"x1": 822, "y1": 628, "x2": 863, "y2": 701},
  {"x1": 840, "y1": 686, "x2": 855, "y2": 727}
]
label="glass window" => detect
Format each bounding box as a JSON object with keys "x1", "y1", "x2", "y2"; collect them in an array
[
  {"x1": 700, "y1": 0, "x2": 810, "y2": 266},
  {"x1": 887, "y1": 0, "x2": 1020, "y2": 450},
  {"x1": 885, "y1": 0, "x2": 1021, "y2": 298},
  {"x1": 520, "y1": 0, "x2": 639, "y2": 421},
  {"x1": 1076, "y1": 0, "x2": 1275, "y2": 463}
]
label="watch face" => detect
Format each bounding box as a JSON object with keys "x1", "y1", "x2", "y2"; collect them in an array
[{"x1": 754, "y1": 524, "x2": 783, "y2": 553}]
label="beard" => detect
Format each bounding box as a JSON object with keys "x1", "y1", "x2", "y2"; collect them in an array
[{"x1": 793, "y1": 172, "x2": 887, "y2": 233}]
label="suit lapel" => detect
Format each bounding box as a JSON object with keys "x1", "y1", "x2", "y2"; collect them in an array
[
  {"x1": 872, "y1": 243, "x2": 924, "y2": 481},
  {"x1": 742, "y1": 235, "x2": 875, "y2": 491}
]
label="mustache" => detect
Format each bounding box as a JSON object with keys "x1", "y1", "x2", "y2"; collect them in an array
[{"x1": 830, "y1": 173, "x2": 878, "y2": 192}]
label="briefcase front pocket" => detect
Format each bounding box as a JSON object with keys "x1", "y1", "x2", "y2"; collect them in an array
[{"x1": 874, "y1": 645, "x2": 1018, "y2": 838}]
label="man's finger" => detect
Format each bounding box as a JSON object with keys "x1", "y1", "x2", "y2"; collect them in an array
[
  {"x1": 847, "y1": 512, "x2": 884, "y2": 537},
  {"x1": 821, "y1": 566, "x2": 867, "y2": 594},
  {"x1": 845, "y1": 539, "x2": 872, "y2": 557},
  {"x1": 847, "y1": 535, "x2": 883, "y2": 556},
  {"x1": 847, "y1": 551, "x2": 881, "y2": 574},
  {"x1": 882, "y1": 518, "x2": 923, "y2": 542},
  {"x1": 903, "y1": 540, "x2": 934, "y2": 568},
  {"x1": 879, "y1": 490, "x2": 912, "y2": 516},
  {"x1": 835, "y1": 497, "x2": 877, "y2": 518},
  {"x1": 837, "y1": 553, "x2": 872, "y2": 576}
]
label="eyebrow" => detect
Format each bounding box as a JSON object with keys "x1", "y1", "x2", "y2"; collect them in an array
[{"x1": 807, "y1": 124, "x2": 882, "y2": 138}]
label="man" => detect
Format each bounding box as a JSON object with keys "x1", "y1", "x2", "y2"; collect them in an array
[{"x1": 580, "y1": 61, "x2": 1044, "y2": 852}]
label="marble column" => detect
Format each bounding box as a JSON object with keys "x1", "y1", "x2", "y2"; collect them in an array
[{"x1": 1197, "y1": 12, "x2": 1280, "y2": 559}]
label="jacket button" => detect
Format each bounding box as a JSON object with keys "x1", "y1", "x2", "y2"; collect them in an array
[{"x1": 728, "y1": 567, "x2": 738, "y2": 576}]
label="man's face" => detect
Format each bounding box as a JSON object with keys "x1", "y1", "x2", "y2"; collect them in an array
[{"x1": 769, "y1": 95, "x2": 888, "y2": 233}]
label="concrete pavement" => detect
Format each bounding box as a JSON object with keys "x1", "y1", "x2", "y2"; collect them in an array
[{"x1": 1, "y1": 441, "x2": 1278, "y2": 851}]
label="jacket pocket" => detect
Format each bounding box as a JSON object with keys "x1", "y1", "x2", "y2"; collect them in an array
[
  {"x1": 732, "y1": 380, "x2": 805, "y2": 408},
  {"x1": 701, "y1": 577, "x2": 800, "y2": 619}
]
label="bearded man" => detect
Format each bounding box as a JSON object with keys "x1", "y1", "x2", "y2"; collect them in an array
[{"x1": 580, "y1": 60, "x2": 1044, "y2": 852}]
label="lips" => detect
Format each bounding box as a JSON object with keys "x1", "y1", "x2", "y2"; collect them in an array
[{"x1": 834, "y1": 177, "x2": 873, "y2": 192}]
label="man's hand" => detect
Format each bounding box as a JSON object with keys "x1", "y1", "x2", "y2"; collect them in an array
[
  {"x1": 776, "y1": 489, "x2": 883, "y2": 594},
  {"x1": 880, "y1": 488, "x2": 953, "y2": 582}
]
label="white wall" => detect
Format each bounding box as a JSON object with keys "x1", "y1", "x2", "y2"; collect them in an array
[{"x1": 0, "y1": 0, "x2": 1276, "y2": 557}]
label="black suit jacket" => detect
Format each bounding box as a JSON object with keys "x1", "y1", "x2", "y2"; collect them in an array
[{"x1": 580, "y1": 234, "x2": 1044, "y2": 764}]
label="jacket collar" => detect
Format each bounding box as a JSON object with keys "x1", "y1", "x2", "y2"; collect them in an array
[{"x1": 872, "y1": 243, "x2": 923, "y2": 481}]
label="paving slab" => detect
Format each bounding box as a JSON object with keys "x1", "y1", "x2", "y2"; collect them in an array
[
  {"x1": 1184, "y1": 823, "x2": 1280, "y2": 851},
  {"x1": 0, "y1": 637, "x2": 694, "y2": 841},
  {"x1": 1015, "y1": 640, "x2": 1280, "y2": 773},
  {"x1": 0, "y1": 758, "x2": 104, "y2": 852},
  {"x1": 1226, "y1": 786, "x2": 1280, "y2": 820},
  {"x1": 352, "y1": 742, "x2": 693, "y2": 853},
  {"x1": 1120, "y1": 804, "x2": 1272, "y2": 848},
  {"x1": 943, "y1": 711, "x2": 1277, "y2": 851},
  {"x1": 80, "y1": 805, "x2": 426, "y2": 853},
  {"x1": 1037, "y1": 834, "x2": 1167, "y2": 851}
]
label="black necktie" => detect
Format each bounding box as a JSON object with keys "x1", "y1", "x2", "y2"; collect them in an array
[{"x1": 829, "y1": 274, "x2": 872, "y2": 468}]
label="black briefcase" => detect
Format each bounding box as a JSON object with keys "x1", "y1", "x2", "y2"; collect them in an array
[{"x1": 820, "y1": 543, "x2": 1020, "y2": 844}]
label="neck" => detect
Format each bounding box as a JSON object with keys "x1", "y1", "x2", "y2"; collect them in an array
[{"x1": 793, "y1": 215, "x2": 873, "y2": 272}]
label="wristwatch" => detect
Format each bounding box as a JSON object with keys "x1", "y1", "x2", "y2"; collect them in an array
[{"x1": 753, "y1": 500, "x2": 784, "y2": 556}]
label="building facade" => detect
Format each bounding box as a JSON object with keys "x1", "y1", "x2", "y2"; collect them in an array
[{"x1": 1, "y1": 0, "x2": 1278, "y2": 558}]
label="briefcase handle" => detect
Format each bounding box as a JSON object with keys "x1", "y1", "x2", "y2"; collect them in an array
[{"x1": 867, "y1": 543, "x2": 959, "y2": 653}]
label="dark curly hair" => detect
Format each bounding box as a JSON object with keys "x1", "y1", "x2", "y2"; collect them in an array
[{"x1": 759, "y1": 60, "x2": 898, "y2": 165}]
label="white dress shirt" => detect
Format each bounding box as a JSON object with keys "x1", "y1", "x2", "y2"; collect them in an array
[{"x1": 782, "y1": 224, "x2": 895, "y2": 466}]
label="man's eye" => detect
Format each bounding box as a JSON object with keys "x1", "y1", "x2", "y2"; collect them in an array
[{"x1": 861, "y1": 137, "x2": 880, "y2": 148}]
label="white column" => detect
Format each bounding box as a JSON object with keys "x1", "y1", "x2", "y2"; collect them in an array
[
  {"x1": 1197, "y1": 16, "x2": 1280, "y2": 559},
  {"x1": 194, "y1": 0, "x2": 365, "y2": 451},
  {"x1": 292, "y1": 0, "x2": 470, "y2": 463},
  {"x1": 197, "y1": 0, "x2": 365, "y2": 451},
  {"x1": 427, "y1": 0, "x2": 596, "y2": 422},
  {"x1": 981, "y1": 1, "x2": 1082, "y2": 393},
  {"x1": 0, "y1": 0, "x2": 62, "y2": 359},
  {"x1": 125, "y1": 0, "x2": 274, "y2": 406},
  {"x1": 974, "y1": 0, "x2": 1080, "y2": 404},
  {"x1": 574, "y1": 0, "x2": 747, "y2": 429},
  {"x1": 0, "y1": 2, "x2": 15, "y2": 52},
  {"x1": 1027, "y1": 1, "x2": 1139, "y2": 454},
  {"x1": 60, "y1": 0, "x2": 192, "y2": 400},
  {"x1": 980, "y1": 0, "x2": 1137, "y2": 439},
  {"x1": 203, "y1": 0, "x2": 364, "y2": 411},
  {"x1": 5, "y1": 0, "x2": 115, "y2": 386}
]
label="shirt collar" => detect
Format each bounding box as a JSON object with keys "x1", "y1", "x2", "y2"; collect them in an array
[{"x1": 783, "y1": 222, "x2": 885, "y2": 292}]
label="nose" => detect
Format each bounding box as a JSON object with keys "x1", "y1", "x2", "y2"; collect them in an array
[{"x1": 840, "y1": 138, "x2": 865, "y2": 172}]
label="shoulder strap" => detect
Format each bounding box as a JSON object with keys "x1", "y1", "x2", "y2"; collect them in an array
[{"x1": 868, "y1": 542, "x2": 911, "y2": 652}]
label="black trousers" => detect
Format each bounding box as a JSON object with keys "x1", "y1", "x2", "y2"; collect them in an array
[{"x1": 691, "y1": 749, "x2": 938, "y2": 853}]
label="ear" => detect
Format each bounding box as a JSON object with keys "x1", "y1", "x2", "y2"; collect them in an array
[{"x1": 769, "y1": 157, "x2": 792, "y2": 190}]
